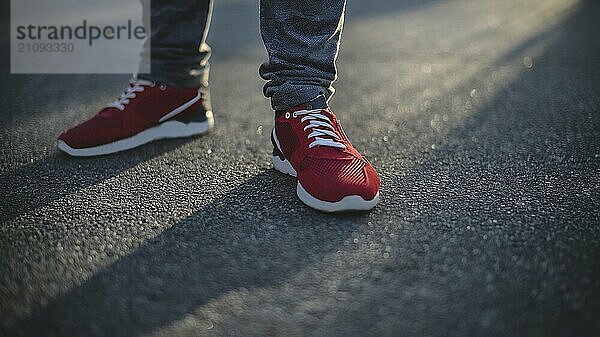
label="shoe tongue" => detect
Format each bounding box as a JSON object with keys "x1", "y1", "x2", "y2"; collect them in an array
[{"x1": 275, "y1": 95, "x2": 329, "y2": 118}]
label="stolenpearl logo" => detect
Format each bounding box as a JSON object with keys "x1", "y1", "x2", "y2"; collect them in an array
[{"x1": 10, "y1": 0, "x2": 151, "y2": 74}]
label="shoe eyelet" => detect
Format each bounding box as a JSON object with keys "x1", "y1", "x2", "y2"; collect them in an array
[
  {"x1": 292, "y1": 112, "x2": 298, "y2": 118},
  {"x1": 159, "y1": 84, "x2": 167, "y2": 91},
  {"x1": 285, "y1": 112, "x2": 291, "y2": 119}
]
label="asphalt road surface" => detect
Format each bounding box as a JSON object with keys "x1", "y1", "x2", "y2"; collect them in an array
[{"x1": 1, "y1": 0, "x2": 599, "y2": 336}]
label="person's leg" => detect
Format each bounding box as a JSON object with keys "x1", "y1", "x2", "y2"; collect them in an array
[
  {"x1": 259, "y1": 0, "x2": 346, "y2": 111},
  {"x1": 138, "y1": 0, "x2": 214, "y2": 88},
  {"x1": 262, "y1": 0, "x2": 380, "y2": 212},
  {"x1": 57, "y1": 0, "x2": 215, "y2": 156}
]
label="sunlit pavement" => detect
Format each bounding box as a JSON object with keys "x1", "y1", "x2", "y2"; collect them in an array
[{"x1": 1, "y1": 0, "x2": 599, "y2": 336}]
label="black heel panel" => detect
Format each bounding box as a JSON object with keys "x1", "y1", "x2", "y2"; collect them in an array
[{"x1": 172, "y1": 104, "x2": 210, "y2": 124}]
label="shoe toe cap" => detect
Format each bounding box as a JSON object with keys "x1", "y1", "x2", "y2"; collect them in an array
[
  {"x1": 299, "y1": 157, "x2": 380, "y2": 202},
  {"x1": 58, "y1": 116, "x2": 121, "y2": 149}
]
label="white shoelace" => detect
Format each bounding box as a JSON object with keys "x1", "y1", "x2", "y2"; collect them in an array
[
  {"x1": 293, "y1": 109, "x2": 346, "y2": 149},
  {"x1": 107, "y1": 77, "x2": 155, "y2": 111}
]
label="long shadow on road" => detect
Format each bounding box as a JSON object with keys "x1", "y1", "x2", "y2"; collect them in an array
[
  {"x1": 5, "y1": 170, "x2": 367, "y2": 337},
  {"x1": 0, "y1": 138, "x2": 197, "y2": 223}
]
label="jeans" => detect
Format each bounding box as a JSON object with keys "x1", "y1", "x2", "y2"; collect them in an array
[{"x1": 138, "y1": 0, "x2": 346, "y2": 111}]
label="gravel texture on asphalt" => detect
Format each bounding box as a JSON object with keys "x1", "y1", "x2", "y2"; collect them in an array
[{"x1": 1, "y1": 0, "x2": 599, "y2": 336}]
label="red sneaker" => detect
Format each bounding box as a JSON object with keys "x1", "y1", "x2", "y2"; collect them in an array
[
  {"x1": 57, "y1": 77, "x2": 213, "y2": 156},
  {"x1": 271, "y1": 96, "x2": 380, "y2": 212}
]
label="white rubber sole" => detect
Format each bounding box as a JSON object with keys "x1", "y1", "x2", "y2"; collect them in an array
[
  {"x1": 58, "y1": 112, "x2": 214, "y2": 157},
  {"x1": 272, "y1": 155, "x2": 380, "y2": 213}
]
